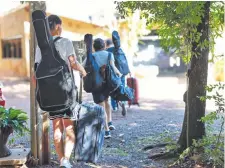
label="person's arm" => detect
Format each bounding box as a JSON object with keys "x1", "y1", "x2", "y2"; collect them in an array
[
  {"x1": 66, "y1": 39, "x2": 87, "y2": 77},
  {"x1": 68, "y1": 55, "x2": 87, "y2": 77},
  {"x1": 109, "y1": 53, "x2": 122, "y2": 77}
]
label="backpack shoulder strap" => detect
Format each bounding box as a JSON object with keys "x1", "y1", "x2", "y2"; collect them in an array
[
  {"x1": 53, "y1": 36, "x2": 62, "y2": 43},
  {"x1": 54, "y1": 36, "x2": 77, "y2": 97},
  {"x1": 107, "y1": 52, "x2": 111, "y2": 64}
]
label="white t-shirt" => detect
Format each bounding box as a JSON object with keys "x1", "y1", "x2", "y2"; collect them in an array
[{"x1": 35, "y1": 36, "x2": 75, "y2": 67}]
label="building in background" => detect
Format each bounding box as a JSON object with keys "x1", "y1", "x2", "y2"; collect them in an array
[
  {"x1": 0, "y1": 3, "x2": 110, "y2": 78},
  {"x1": 0, "y1": 1, "x2": 151, "y2": 79}
]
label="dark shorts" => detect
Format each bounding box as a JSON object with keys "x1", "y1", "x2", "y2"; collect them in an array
[
  {"x1": 92, "y1": 92, "x2": 109, "y2": 104},
  {"x1": 48, "y1": 109, "x2": 73, "y2": 120},
  {"x1": 92, "y1": 84, "x2": 110, "y2": 104},
  {"x1": 48, "y1": 88, "x2": 78, "y2": 120}
]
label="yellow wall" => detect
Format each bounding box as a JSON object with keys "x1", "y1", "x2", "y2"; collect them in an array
[
  {"x1": 0, "y1": 5, "x2": 29, "y2": 78},
  {"x1": 214, "y1": 59, "x2": 224, "y2": 82},
  {"x1": 0, "y1": 16, "x2": 2, "y2": 74}
]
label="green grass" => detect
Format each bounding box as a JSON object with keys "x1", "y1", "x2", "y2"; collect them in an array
[{"x1": 103, "y1": 147, "x2": 129, "y2": 157}]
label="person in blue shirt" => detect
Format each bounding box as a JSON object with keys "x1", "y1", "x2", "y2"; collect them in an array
[
  {"x1": 106, "y1": 34, "x2": 130, "y2": 116},
  {"x1": 83, "y1": 38, "x2": 122, "y2": 138}
]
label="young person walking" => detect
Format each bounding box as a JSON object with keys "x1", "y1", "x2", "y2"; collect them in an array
[
  {"x1": 107, "y1": 31, "x2": 131, "y2": 116},
  {"x1": 83, "y1": 38, "x2": 122, "y2": 138},
  {"x1": 34, "y1": 14, "x2": 86, "y2": 168}
]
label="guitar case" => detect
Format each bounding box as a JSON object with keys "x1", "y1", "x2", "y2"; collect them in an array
[
  {"x1": 32, "y1": 10, "x2": 77, "y2": 113},
  {"x1": 83, "y1": 34, "x2": 104, "y2": 93}
]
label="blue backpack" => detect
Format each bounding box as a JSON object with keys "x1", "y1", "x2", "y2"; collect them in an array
[
  {"x1": 105, "y1": 53, "x2": 122, "y2": 93},
  {"x1": 107, "y1": 31, "x2": 130, "y2": 75}
]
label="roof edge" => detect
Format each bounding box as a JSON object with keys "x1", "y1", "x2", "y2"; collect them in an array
[{"x1": 1, "y1": 3, "x2": 29, "y2": 17}]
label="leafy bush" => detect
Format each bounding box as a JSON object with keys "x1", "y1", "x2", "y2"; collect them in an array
[
  {"x1": 180, "y1": 83, "x2": 225, "y2": 167},
  {"x1": 173, "y1": 83, "x2": 224, "y2": 167},
  {"x1": 197, "y1": 83, "x2": 224, "y2": 167},
  {"x1": 0, "y1": 106, "x2": 30, "y2": 136}
]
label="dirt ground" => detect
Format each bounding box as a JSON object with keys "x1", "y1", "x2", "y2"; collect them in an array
[{"x1": 1, "y1": 74, "x2": 219, "y2": 168}]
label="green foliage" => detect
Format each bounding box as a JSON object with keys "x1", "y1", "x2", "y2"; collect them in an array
[
  {"x1": 169, "y1": 83, "x2": 224, "y2": 166},
  {"x1": 209, "y1": 2, "x2": 224, "y2": 61},
  {"x1": 116, "y1": 1, "x2": 224, "y2": 64},
  {"x1": 186, "y1": 83, "x2": 224, "y2": 166},
  {"x1": 157, "y1": 130, "x2": 180, "y2": 153},
  {"x1": 200, "y1": 83, "x2": 225, "y2": 119},
  {"x1": 192, "y1": 133, "x2": 224, "y2": 167},
  {"x1": 0, "y1": 106, "x2": 30, "y2": 136}
]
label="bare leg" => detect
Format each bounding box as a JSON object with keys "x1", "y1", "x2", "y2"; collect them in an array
[
  {"x1": 63, "y1": 119, "x2": 75, "y2": 160},
  {"x1": 52, "y1": 118, "x2": 64, "y2": 161},
  {"x1": 98, "y1": 101, "x2": 109, "y2": 131},
  {"x1": 105, "y1": 98, "x2": 112, "y2": 123}
]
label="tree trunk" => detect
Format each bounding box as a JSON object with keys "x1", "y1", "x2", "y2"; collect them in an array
[{"x1": 178, "y1": 1, "x2": 210, "y2": 150}]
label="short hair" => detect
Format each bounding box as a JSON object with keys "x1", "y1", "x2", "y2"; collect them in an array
[
  {"x1": 93, "y1": 38, "x2": 105, "y2": 51},
  {"x1": 48, "y1": 15, "x2": 62, "y2": 30},
  {"x1": 106, "y1": 39, "x2": 113, "y2": 47}
]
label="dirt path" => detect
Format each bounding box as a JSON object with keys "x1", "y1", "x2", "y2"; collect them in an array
[{"x1": 1, "y1": 76, "x2": 187, "y2": 167}]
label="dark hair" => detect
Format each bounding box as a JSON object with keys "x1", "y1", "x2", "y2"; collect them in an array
[
  {"x1": 48, "y1": 15, "x2": 62, "y2": 30},
  {"x1": 106, "y1": 39, "x2": 113, "y2": 47},
  {"x1": 93, "y1": 38, "x2": 105, "y2": 51}
]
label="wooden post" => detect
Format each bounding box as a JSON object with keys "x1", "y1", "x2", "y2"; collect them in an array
[
  {"x1": 42, "y1": 112, "x2": 50, "y2": 164},
  {"x1": 29, "y1": 2, "x2": 38, "y2": 162},
  {"x1": 29, "y1": 2, "x2": 49, "y2": 166}
]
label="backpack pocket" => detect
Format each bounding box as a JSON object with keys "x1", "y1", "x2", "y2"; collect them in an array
[{"x1": 37, "y1": 67, "x2": 71, "y2": 108}]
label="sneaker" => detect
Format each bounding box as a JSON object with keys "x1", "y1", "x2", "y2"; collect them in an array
[
  {"x1": 60, "y1": 158, "x2": 72, "y2": 168},
  {"x1": 108, "y1": 122, "x2": 115, "y2": 131},
  {"x1": 121, "y1": 103, "x2": 127, "y2": 116},
  {"x1": 104, "y1": 131, "x2": 111, "y2": 139}
]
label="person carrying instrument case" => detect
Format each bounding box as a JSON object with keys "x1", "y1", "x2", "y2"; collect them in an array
[
  {"x1": 32, "y1": 10, "x2": 87, "y2": 168},
  {"x1": 107, "y1": 31, "x2": 131, "y2": 116}
]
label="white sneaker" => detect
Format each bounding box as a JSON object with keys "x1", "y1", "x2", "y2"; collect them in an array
[{"x1": 60, "y1": 158, "x2": 72, "y2": 168}]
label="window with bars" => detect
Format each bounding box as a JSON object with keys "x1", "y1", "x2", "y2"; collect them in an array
[{"x1": 1, "y1": 38, "x2": 22, "y2": 59}]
